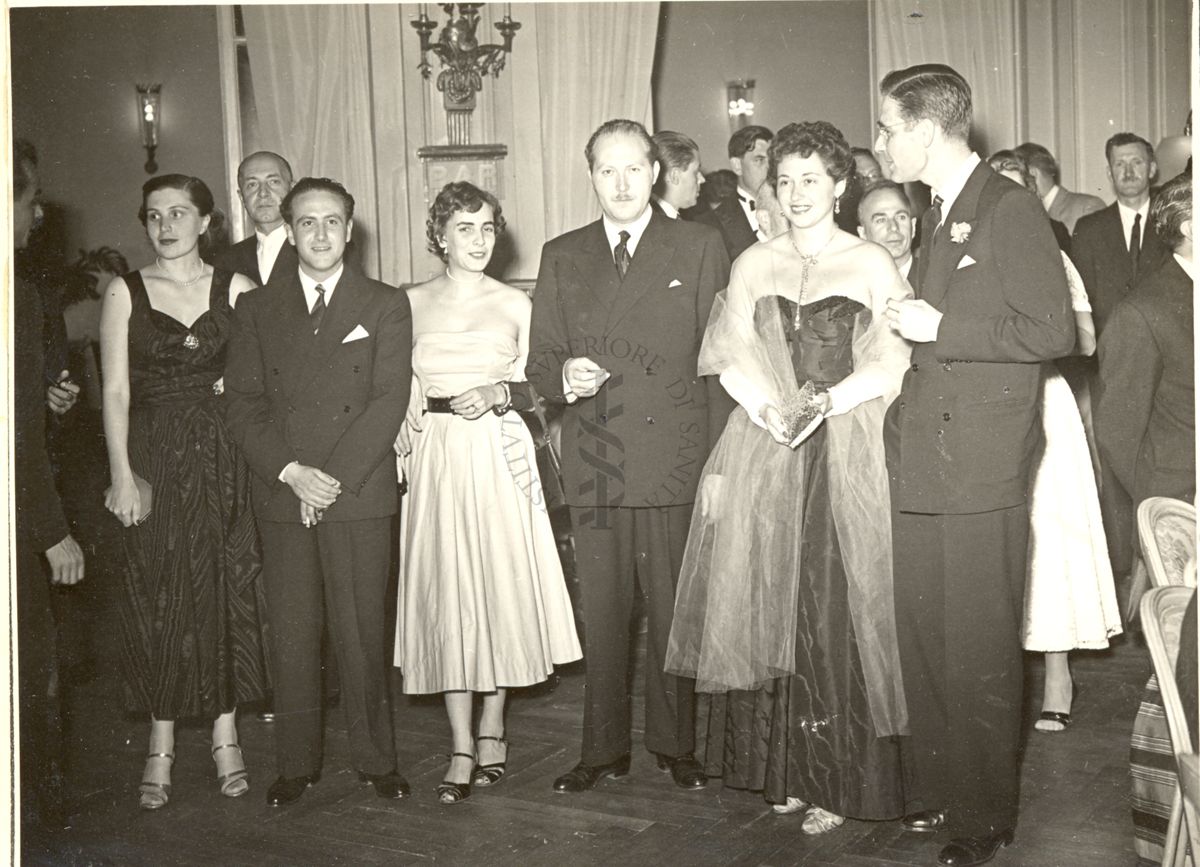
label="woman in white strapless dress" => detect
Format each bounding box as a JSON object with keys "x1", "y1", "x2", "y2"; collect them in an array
[{"x1": 393, "y1": 182, "x2": 580, "y2": 804}]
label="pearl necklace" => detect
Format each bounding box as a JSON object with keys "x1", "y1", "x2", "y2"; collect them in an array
[
  {"x1": 155, "y1": 257, "x2": 206, "y2": 288},
  {"x1": 788, "y1": 230, "x2": 837, "y2": 330},
  {"x1": 445, "y1": 267, "x2": 484, "y2": 284}
]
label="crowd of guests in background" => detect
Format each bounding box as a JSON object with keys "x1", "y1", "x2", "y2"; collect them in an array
[{"x1": 12, "y1": 60, "x2": 1194, "y2": 867}]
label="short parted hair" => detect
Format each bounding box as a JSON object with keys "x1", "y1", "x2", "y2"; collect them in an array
[
  {"x1": 653, "y1": 130, "x2": 700, "y2": 172},
  {"x1": 138, "y1": 174, "x2": 216, "y2": 225},
  {"x1": 1151, "y1": 170, "x2": 1192, "y2": 251},
  {"x1": 727, "y1": 125, "x2": 773, "y2": 160},
  {"x1": 987, "y1": 149, "x2": 1036, "y2": 192},
  {"x1": 1105, "y1": 132, "x2": 1155, "y2": 165},
  {"x1": 281, "y1": 177, "x2": 355, "y2": 224},
  {"x1": 768, "y1": 121, "x2": 854, "y2": 186},
  {"x1": 14, "y1": 138, "x2": 38, "y2": 197},
  {"x1": 856, "y1": 179, "x2": 911, "y2": 225},
  {"x1": 237, "y1": 150, "x2": 294, "y2": 186},
  {"x1": 1014, "y1": 142, "x2": 1059, "y2": 183},
  {"x1": 880, "y1": 63, "x2": 973, "y2": 142},
  {"x1": 425, "y1": 181, "x2": 506, "y2": 261},
  {"x1": 584, "y1": 119, "x2": 658, "y2": 172}
]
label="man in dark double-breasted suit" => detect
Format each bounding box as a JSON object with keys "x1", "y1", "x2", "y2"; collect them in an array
[
  {"x1": 527, "y1": 119, "x2": 729, "y2": 794},
  {"x1": 877, "y1": 66, "x2": 1075, "y2": 867},
  {"x1": 225, "y1": 177, "x2": 412, "y2": 807}
]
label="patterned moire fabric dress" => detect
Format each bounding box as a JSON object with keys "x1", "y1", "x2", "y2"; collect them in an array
[
  {"x1": 395, "y1": 331, "x2": 581, "y2": 694},
  {"x1": 670, "y1": 295, "x2": 904, "y2": 819},
  {"x1": 119, "y1": 269, "x2": 269, "y2": 718}
]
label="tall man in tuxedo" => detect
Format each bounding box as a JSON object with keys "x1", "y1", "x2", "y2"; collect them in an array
[
  {"x1": 877, "y1": 65, "x2": 1075, "y2": 867},
  {"x1": 527, "y1": 119, "x2": 729, "y2": 793},
  {"x1": 696, "y1": 124, "x2": 772, "y2": 260},
  {"x1": 14, "y1": 139, "x2": 86, "y2": 846},
  {"x1": 1071, "y1": 132, "x2": 1165, "y2": 581},
  {"x1": 225, "y1": 177, "x2": 412, "y2": 806},
  {"x1": 215, "y1": 150, "x2": 298, "y2": 286},
  {"x1": 1014, "y1": 141, "x2": 1104, "y2": 234}
]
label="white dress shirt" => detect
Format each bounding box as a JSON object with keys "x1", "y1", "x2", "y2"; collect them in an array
[
  {"x1": 1117, "y1": 200, "x2": 1151, "y2": 251},
  {"x1": 256, "y1": 224, "x2": 289, "y2": 283},
  {"x1": 1041, "y1": 185, "x2": 1061, "y2": 212},
  {"x1": 898, "y1": 254, "x2": 914, "y2": 282},
  {"x1": 1175, "y1": 254, "x2": 1194, "y2": 280},
  {"x1": 654, "y1": 197, "x2": 680, "y2": 220},
  {"x1": 738, "y1": 189, "x2": 767, "y2": 242},
  {"x1": 931, "y1": 152, "x2": 982, "y2": 229}
]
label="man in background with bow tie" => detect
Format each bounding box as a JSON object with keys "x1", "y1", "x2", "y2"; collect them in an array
[
  {"x1": 216, "y1": 150, "x2": 298, "y2": 286},
  {"x1": 877, "y1": 64, "x2": 1074, "y2": 867},
  {"x1": 225, "y1": 177, "x2": 412, "y2": 807},
  {"x1": 527, "y1": 118, "x2": 728, "y2": 794},
  {"x1": 696, "y1": 124, "x2": 772, "y2": 261}
]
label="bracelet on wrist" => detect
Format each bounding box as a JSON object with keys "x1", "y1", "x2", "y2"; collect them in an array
[{"x1": 492, "y1": 381, "x2": 513, "y2": 416}]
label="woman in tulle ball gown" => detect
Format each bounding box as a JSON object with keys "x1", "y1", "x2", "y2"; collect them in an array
[
  {"x1": 665, "y1": 122, "x2": 913, "y2": 834},
  {"x1": 987, "y1": 151, "x2": 1121, "y2": 732},
  {"x1": 393, "y1": 182, "x2": 581, "y2": 805}
]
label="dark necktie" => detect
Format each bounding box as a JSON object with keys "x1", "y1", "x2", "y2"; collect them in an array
[
  {"x1": 614, "y1": 230, "x2": 631, "y2": 280},
  {"x1": 310, "y1": 284, "x2": 326, "y2": 334},
  {"x1": 1129, "y1": 212, "x2": 1142, "y2": 272},
  {"x1": 927, "y1": 194, "x2": 944, "y2": 242}
]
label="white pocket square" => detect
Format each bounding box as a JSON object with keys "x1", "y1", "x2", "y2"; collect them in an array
[
  {"x1": 956, "y1": 255, "x2": 977, "y2": 270},
  {"x1": 342, "y1": 324, "x2": 370, "y2": 343},
  {"x1": 668, "y1": 279, "x2": 683, "y2": 288}
]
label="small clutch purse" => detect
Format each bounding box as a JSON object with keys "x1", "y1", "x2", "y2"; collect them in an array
[{"x1": 106, "y1": 473, "x2": 152, "y2": 525}]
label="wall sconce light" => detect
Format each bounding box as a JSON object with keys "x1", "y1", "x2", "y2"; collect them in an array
[
  {"x1": 136, "y1": 83, "x2": 162, "y2": 174},
  {"x1": 727, "y1": 79, "x2": 756, "y2": 132}
]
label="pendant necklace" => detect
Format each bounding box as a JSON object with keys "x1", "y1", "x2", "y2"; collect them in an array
[
  {"x1": 789, "y1": 230, "x2": 837, "y2": 331},
  {"x1": 155, "y1": 256, "x2": 206, "y2": 288}
]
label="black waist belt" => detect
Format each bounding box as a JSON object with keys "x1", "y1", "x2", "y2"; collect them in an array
[{"x1": 425, "y1": 396, "x2": 455, "y2": 413}]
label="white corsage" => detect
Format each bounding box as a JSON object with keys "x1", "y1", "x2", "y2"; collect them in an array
[{"x1": 949, "y1": 222, "x2": 972, "y2": 244}]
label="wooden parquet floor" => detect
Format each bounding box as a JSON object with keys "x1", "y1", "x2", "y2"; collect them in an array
[
  {"x1": 24, "y1": 422, "x2": 1150, "y2": 867},
  {"x1": 27, "y1": 600, "x2": 1149, "y2": 867}
]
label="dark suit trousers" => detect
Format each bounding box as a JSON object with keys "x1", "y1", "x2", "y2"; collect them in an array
[
  {"x1": 259, "y1": 518, "x2": 396, "y2": 778},
  {"x1": 892, "y1": 506, "x2": 1028, "y2": 837},
  {"x1": 569, "y1": 505, "x2": 695, "y2": 764},
  {"x1": 17, "y1": 544, "x2": 64, "y2": 828}
]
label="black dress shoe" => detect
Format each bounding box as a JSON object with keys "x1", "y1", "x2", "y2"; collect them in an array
[
  {"x1": 357, "y1": 770, "x2": 410, "y2": 799},
  {"x1": 552, "y1": 755, "x2": 631, "y2": 793},
  {"x1": 266, "y1": 773, "x2": 318, "y2": 806},
  {"x1": 902, "y1": 809, "x2": 948, "y2": 833},
  {"x1": 655, "y1": 753, "x2": 707, "y2": 789},
  {"x1": 938, "y1": 830, "x2": 1014, "y2": 866}
]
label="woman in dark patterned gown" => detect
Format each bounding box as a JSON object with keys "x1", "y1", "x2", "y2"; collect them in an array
[
  {"x1": 101, "y1": 175, "x2": 268, "y2": 810},
  {"x1": 665, "y1": 122, "x2": 912, "y2": 833}
]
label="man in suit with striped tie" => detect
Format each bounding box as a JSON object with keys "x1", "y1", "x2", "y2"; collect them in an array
[{"x1": 225, "y1": 177, "x2": 413, "y2": 807}]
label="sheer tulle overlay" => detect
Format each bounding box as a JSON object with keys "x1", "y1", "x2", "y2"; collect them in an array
[{"x1": 395, "y1": 331, "x2": 581, "y2": 694}]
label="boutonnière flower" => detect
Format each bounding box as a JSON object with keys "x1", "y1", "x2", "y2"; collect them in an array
[{"x1": 949, "y1": 222, "x2": 972, "y2": 244}]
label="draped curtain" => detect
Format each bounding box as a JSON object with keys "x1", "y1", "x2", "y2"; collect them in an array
[
  {"x1": 871, "y1": 0, "x2": 1021, "y2": 159},
  {"x1": 242, "y1": 5, "x2": 381, "y2": 277},
  {"x1": 870, "y1": 0, "x2": 1189, "y2": 200},
  {"x1": 533, "y1": 2, "x2": 661, "y2": 240}
]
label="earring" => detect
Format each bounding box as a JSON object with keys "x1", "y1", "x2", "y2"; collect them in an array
[{"x1": 834, "y1": 197, "x2": 841, "y2": 215}]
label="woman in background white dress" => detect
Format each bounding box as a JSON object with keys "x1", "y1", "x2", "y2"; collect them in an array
[
  {"x1": 989, "y1": 151, "x2": 1122, "y2": 732},
  {"x1": 394, "y1": 182, "x2": 581, "y2": 803}
]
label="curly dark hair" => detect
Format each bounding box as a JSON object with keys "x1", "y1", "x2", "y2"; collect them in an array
[
  {"x1": 281, "y1": 177, "x2": 355, "y2": 224},
  {"x1": 425, "y1": 182, "x2": 506, "y2": 261},
  {"x1": 1151, "y1": 170, "x2": 1192, "y2": 251},
  {"x1": 767, "y1": 121, "x2": 854, "y2": 186}
]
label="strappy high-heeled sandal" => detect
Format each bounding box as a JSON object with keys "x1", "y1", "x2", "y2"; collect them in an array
[
  {"x1": 472, "y1": 734, "x2": 508, "y2": 787},
  {"x1": 139, "y1": 752, "x2": 174, "y2": 811},
  {"x1": 438, "y1": 752, "x2": 475, "y2": 805},
  {"x1": 212, "y1": 743, "x2": 249, "y2": 798}
]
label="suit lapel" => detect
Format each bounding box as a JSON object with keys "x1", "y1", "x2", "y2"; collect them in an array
[
  {"x1": 606, "y1": 212, "x2": 675, "y2": 332},
  {"x1": 922, "y1": 162, "x2": 991, "y2": 309},
  {"x1": 576, "y1": 221, "x2": 622, "y2": 313},
  {"x1": 275, "y1": 274, "x2": 316, "y2": 397}
]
